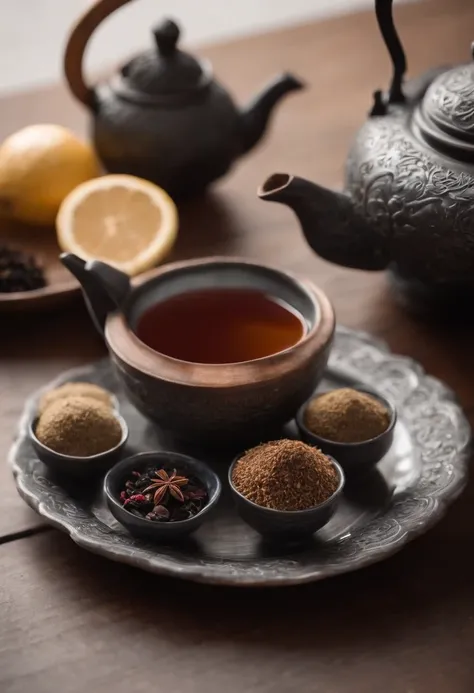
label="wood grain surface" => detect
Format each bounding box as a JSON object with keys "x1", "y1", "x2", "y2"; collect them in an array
[
  {"x1": 2, "y1": 517, "x2": 474, "y2": 693},
  {"x1": 1, "y1": 0, "x2": 474, "y2": 690}
]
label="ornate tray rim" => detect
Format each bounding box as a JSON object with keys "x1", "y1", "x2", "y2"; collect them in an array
[{"x1": 9, "y1": 327, "x2": 471, "y2": 586}]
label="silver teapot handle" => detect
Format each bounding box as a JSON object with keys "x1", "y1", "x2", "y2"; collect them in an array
[{"x1": 375, "y1": 0, "x2": 407, "y2": 104}]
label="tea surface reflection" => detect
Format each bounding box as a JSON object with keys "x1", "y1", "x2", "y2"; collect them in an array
[{"x1": 135, "y1": 288, "x2": 306, "y2": 364}]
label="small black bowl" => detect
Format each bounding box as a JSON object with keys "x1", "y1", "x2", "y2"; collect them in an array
[
  {"x1": 29, "y1": 414, "x2": 129, "y2": 479},
  {"x1": 228, "y1": 455, "x2": 344, "y2": 540},
  {"x1": 104, "y1": 451, "x2": 221, "y2": 541},
  {"x1": 296, "y1": 386, "x2": 397, "y2": 473}
]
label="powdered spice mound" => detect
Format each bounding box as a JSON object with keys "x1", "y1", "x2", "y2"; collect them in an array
[
  {"x1": 39, "y1": 382, "x2": 114, "y2": 415},
  {"x1": 36, "y1": 397, "x2": 122, "y2": 457},
  {"x1": 232, "y1": 439, "x2": 339, "y2": 511},
  {"x1": 304, "y1": 388, "x2": 390, "y2": 443}
]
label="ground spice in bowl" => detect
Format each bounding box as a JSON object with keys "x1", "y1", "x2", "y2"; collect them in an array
[
  {"x1": 38, "y1": 382, "x2": 116, "y2": 415},
  {"x1": 35, "y1": 397, "x2": 122, "y2": 456},
  {"x1": 231, "y1": 439, "x2": 339, "y2": 511},
  {"x1": 304, "y1": 388, "x2": 390, "y2": 443}
]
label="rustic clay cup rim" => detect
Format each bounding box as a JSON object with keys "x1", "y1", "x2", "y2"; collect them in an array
[
  {"x1": 105, "y1": 256, "x2": 335, "y2": 388},
  {"x1": 228, "y1": 453, "x2": 345, "y2": 516},
  {"x1": 104, "y1": 450, "x2": 222, "y2": 528},
  {"x1": 296, "y1": 386, "x2": 397, "y2": 448},
  {"x1": 28, "y1": 413, "x2": 129, "y2": 462}
]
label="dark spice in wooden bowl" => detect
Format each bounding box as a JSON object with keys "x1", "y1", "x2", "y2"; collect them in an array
[
  {"x1": 232, "y1": 439, "x2": 339, "y2": 511},
  {"x1": 0, "y1": 245, "x2": 46, "y2": 293},
  {"x1": 119, "y1": 466, "x2": 208, "y2": 522},
  {"x1": 304, "y1": 388, "x2": 390, "y2": 443}
]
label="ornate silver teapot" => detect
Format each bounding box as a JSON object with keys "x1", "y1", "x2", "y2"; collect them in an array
[{"x1": 260, "y1": 0, "x2": 474, "y2": 313}]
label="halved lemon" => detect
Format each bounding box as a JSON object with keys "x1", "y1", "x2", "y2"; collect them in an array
[{"x1": 56, "y1": 174, "x2": 178, "y2": 276}]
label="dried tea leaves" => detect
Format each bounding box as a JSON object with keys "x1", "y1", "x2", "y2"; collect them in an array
[
  {"x1": 119, "y1": 466, "x2": 208, "y2": 522},
  {"x1": 0, "y1": 245, "x2": 46, "y2": 293}
]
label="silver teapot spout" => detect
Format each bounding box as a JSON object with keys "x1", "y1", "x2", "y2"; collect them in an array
[{"x1": 258, "y1": 174, "x2": 391, "y2": 271}]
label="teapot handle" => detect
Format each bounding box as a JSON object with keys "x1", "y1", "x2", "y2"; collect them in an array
[
  {"x1": 64, "y1": 0, "x2": 135, "y2": 110},
  {"x1": 375, "y1": 0, "x2": 407, "y2": 104}
]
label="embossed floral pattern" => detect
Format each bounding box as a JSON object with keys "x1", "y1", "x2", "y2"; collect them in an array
[
  {"x1": 425, "y1": 64, "x2": 474, "y2": 134},
  {"x1": 9, "y1": 327, "x2": 470, "y2": 586},
  {"x1": 345, "y1": 109, "x2": 474, "y2": 281}
]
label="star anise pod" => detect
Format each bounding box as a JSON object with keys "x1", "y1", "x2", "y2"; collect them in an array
[{"x1": 143, "y1": 468, "x2": 188, "y2": 505}]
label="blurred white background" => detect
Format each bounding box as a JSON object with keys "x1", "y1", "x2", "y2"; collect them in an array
[{"x1": 0, "y1": 0, "x2": 382, "y2": 94}]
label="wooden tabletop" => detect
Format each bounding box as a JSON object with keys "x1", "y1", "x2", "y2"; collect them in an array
[{"x1": 2, "y1": 1, "x2": 474, "y2": 691}]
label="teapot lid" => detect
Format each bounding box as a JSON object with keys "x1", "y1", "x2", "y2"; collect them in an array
[
  {"x1": 118, "y1": 19, "x2": 211, "y2": 102},
  {"x1": 415, "y1": 59, "x2": 474, "y2": 161}
]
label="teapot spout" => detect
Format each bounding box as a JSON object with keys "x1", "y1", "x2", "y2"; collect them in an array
[
  {"x1": 60, "y1": 253, "x2": 131, "y2": 335},
  {"x1": 240, "y1": 73, "x2": 304, "y2": 155},
  {"x1": 258, "y1": 174, "x2": 390, "y2": 271}
]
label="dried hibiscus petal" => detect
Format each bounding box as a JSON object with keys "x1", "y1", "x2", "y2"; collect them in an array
[{"x1": 119, "y1": 465, "x2": 208, "y2": 522}]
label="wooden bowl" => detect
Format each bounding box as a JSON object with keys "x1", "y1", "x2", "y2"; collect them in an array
[
  {"x1": 0, "y1": 221, "x2": 174, "y2": 313},
  {"x1": 104, "y1": 257, "x2": 336, "y2": 444},
  {"x1": 0, "y1": 220, "x2": 77, "y2": 312}
]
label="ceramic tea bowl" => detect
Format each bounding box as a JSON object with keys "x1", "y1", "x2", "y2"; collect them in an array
[
  {"x1": 104, "y1": 451, "x2": 221, "y2": 541},
  {"x1": 61, "y1": 255, "x2": 335, "y2": 443},
  {"x1": 29, "y1": 414, "x2": 129, "y2": 479},
  {"x1": 296, "y1": 386, "x2": 397, "y2": 473},
  {"x1": 228, "y1": 454, "x2": 345, "y2": 539}
]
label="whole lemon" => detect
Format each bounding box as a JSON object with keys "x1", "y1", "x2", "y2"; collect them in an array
[{"x1": 0, "y1": 124, "x2": 100, "y2": 226}]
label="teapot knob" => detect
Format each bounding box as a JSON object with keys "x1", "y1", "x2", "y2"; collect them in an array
[{"x1": 153, "y1": 19, "x2": 180, "y2": 57}]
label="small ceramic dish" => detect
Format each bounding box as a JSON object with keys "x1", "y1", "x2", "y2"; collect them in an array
[
  {"x1": 104, "y1": 451, "x2": 222, "y2": 541},
  {"x1": 29, "y1": 414, "x2": 128, "y2": 479},
  {"x1": 296, "y1": 386, "x2": 397, "y2": 473},
  {"x1": 228, "y1": 455, "x2": 345, "y2": 539}
]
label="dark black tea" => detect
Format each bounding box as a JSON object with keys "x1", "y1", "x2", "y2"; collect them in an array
[{"x1": 135, "y1": 288, "x2": 305, "y2": 364}]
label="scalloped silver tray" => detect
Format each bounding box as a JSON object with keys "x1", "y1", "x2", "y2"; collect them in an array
[{"x1": 10, "y1": 327, "x2": 471, "y2": 586}]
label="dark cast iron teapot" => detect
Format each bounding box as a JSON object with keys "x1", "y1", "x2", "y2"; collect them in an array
[
  {"x1": 64, "y1": 0, "x2": 303, "y2": 199},
  {"x1": 259, "y1": 0, "x2": 474, "y2": 315}
]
